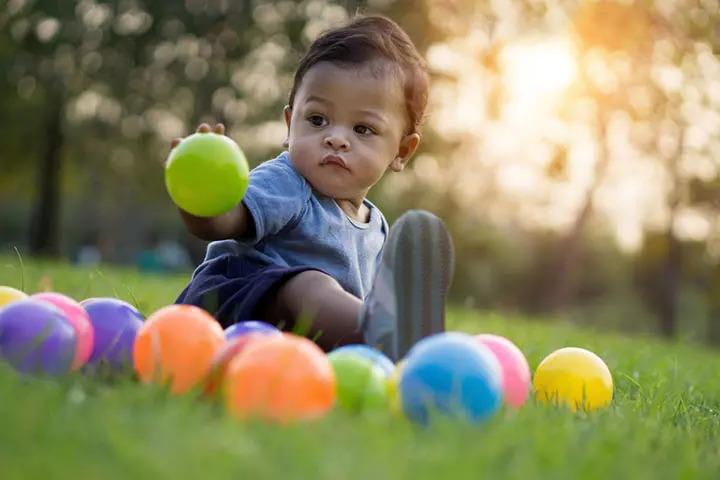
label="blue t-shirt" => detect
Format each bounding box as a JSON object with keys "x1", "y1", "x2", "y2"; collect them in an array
[{"x1": 200, "y1": 151, "x2": 388, "y2": 300}]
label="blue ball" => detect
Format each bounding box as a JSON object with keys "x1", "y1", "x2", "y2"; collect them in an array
[
  {"x1": 331, "y1": 344, "x2": 395, "y2": 377},
  {"x1": 224, "y1": 320, "x2": 279, "y2": 340},
  {"x1": 400, "y1": 332, "x2": 503, "y2": 424}
]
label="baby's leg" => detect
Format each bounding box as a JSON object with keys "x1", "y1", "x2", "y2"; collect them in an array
[
  {"x1": 258, "y1": 270, "x2": 364, "y2": 351},
  {"x1": 360, "y1": 210, "x2": 454, "y2": 360}
]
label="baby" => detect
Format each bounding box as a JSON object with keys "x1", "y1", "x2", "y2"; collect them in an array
[{"x1": 173, "y1": 15, "x2": 454, "y2": 360}]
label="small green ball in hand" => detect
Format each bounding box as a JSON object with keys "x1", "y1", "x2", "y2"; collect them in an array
[{"x1": 165, "y1": 128, "x2": 249, "y2": 217}]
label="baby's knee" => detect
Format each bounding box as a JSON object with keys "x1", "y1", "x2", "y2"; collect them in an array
[
  {"x1": 292, "y1": 269, "x2": 343, "y2": 292},
  {"x1": 273, "y1": 270, "x2": 344, "y2": 320},
  {"x1": 274, "y1": 269, "x2": 336, "y2": 300}
]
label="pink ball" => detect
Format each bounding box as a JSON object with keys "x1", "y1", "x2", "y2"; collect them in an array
[
  {"x1": 33, "y1": 292, "x2": 94, "y2": 371},
  {"x1": 475, "y1": 334, "x2": 530, "y2": 408}
]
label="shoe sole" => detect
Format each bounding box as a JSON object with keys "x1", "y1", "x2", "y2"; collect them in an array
[{"x1": 389, "y1": 210, "x2": 454, "y2": 358}]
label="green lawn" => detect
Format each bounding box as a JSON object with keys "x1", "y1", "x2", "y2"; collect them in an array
[{"x1": 1, "y1": 256, "x2": 720, "y2": 479}]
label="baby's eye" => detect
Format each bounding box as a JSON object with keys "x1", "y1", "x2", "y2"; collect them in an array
[
  {"x1": 307, "y1": 115, "x2": 327, "y2": 127},
  {"x1": 354, "y1": 124, "x2": 375, "y2": 136}
]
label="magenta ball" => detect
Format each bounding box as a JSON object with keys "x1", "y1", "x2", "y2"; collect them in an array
[
  {"x1": 33, "y1": 292, "x2": 94, "y2": 371},
  {"x1": 223, "y1": 320, "x2": 279, "y2": 340},
  {"x1": 81, "y1": 298, "x2": 143, "y2": 370},
  {"x1": 474, "y1": 334, "x2": 531, "y2": 408},
  {"x1": 0, "y1": 299, "x2": 76, "y2": 375}
]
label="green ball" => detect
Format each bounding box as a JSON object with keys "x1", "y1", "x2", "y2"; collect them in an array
[
  {"x1": 328, "y1": 351, "x2": 388, "y2": 413},
  {"x1": 165, "y1": 133, "x2": 249, "y2": 217}
]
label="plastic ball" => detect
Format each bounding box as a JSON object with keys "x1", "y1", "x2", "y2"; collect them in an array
[
  {"x1": 224, "y1": 320, "x2": 279, "y2": 340},
  {"x1": 328, "y1": 350, "x2": 388, "y2": 412},
  {"x1": 533, "y1": 347, "x2": 613, "y2": 412},
  {"x1": 33, "y1": 292, "x2": 94, "y2": 371},
  {"x1": 165, "y1": 132, "x2": 249, "y2": 217},
  {"x1": 134, "y1": 304, "x2": 224, "y2": 394},
  {"x1": 224, "y1": 334, "x2": 335, "y2": 422},
  {"x1": 203, "y1": 332, "x2": 271, "y2": 397},
  {"x1": 475, "y1": 334, "x2": 531, "y2": 408},
  {"x1": 0, "y1": 286, "x2": 28, "y2": 308},
  {"x1": 387, "y1": 359, "x2": 407, "y2": 416},
  {"x1": 0, "y1": 299, "x2": 76, "y2": 375},
  {"x1": 400, "y1": 332, "x2": 503, "y2": 424},
  {"x1": 330, "y1": 344, "x2": 395, "y2": 377},
  {"x1": 81, "y1": 298, "x2": 144, "y2": 370}
]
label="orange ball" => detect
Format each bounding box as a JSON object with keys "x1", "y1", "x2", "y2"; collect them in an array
[
  {"x1": 224, "y1": 333, "x2": 335, "y2": 422},
  {"x1": 133, "y1": 305, "x2": 224, "y2": 394},
  {"x1": 202, "y1": 332, "x2": 275, "y2": 397}
]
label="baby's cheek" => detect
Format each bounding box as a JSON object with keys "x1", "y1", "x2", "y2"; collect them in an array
[{"x1": 292, "y1": 141, "x2": 318, "y2": 162}]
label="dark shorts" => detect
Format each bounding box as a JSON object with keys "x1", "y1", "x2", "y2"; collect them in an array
[{"x1": 175, "y1": 255, "x2": 323, "y2": 329}]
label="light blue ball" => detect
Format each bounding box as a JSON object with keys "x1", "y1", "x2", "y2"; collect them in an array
[
  {"x1": 331, "y1": 344, "x2": 395, "y2": 377},
  {"x1": 400, "y1": 332, "x2": 503, "y2": 424}
]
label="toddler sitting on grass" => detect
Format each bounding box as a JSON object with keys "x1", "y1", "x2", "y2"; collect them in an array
[{"x1": 173, "y1": 15, "x2": 454, "y2": 360}]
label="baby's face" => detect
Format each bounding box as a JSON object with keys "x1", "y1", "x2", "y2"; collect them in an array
[{"x1": 284, "y1": 61, "x2": 417, "y2": 202}]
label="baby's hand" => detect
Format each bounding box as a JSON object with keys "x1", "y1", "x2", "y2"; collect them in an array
[
  {"x1": 169, "y1": 122, "x2": 226, "y2": 150},
  {"x1": 169, "y1": 121, "x2": 250, "y2": 240}
]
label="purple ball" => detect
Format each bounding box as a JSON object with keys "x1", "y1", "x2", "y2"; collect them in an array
[
  {"x1": 224, "y1": 320, "x2": 279, "y2": 340},
  {"x1": 81, "y1": 298, "x2": 144, "y2": 370},
  {"x1": 0, "y1": 299, "x2": 76, "y2": 375}
]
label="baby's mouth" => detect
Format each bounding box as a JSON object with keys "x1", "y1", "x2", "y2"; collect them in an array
[{"x1": 320, "y1": 154, "x2": 350, "y2": 171}]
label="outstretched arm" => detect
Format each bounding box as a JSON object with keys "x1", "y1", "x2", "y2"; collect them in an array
[{"x1": 178, "y1": 201, "x2": 252, "y2": 241}]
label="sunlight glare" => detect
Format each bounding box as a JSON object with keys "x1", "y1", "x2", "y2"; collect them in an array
[{"x1": 501, "y1": 38, "x2": 577, "y2": 101}]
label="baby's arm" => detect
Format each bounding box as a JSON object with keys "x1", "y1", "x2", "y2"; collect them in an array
[
  {"x1": 170, "y1": 123, "x2": 254, "y2": 241},
  {"x1": 178, "y1": 202, "x2": 252, "y2": 241}
]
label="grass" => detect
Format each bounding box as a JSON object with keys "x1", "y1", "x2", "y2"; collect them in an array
[{"x1": 1, "y1": 255, "x2": 720, "y2": 479}]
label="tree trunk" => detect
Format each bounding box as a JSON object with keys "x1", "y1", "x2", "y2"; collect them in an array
[
  {"x1": 657, "y1": 225, "x2": 681, "y2": 337},
  {"x1": 543, "y1": 115, "x2": 610, "y2": 311},
  {"x1": 706, "y1": 263, "x2": 720, "y2": 344},
  {"x1": 656, "y1": 126, "x2": 685, "y2": 337},
  {"x1": 29, "y1": 86, "x2": 64, "y2": 256}
]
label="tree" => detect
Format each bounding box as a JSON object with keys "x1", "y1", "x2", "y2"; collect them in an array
[{"x1": 0, "y1": 0, "x2": 374, "y2": 257}]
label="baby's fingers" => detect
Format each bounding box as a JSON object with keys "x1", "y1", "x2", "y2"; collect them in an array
[{"x1": 169, "y1": 122, "x2": 221, "y2": 156}]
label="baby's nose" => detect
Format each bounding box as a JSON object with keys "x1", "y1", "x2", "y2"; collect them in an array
[{"x1": 324, "y1": 134, "x2": 349, "y2": 151}]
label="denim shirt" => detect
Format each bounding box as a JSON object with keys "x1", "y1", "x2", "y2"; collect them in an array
[{"x1": 200, "y1": 151, "x2": 388, "y2": 300}]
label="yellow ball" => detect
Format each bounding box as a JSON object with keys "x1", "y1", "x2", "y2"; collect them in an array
[
  {"x1": 533, "y1": 347, "x2": 613, "y2": 412},
  {"x1": 387, "y1": 359, "x2": 407, "y2": 416},
  {"x1": 0, "y1": 286, "x2": 28, "y2": 308}
]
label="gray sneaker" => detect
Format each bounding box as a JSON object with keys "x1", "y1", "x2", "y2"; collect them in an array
[{"x1": 359, "y1": 210, "x2": 455, "y2": 361}]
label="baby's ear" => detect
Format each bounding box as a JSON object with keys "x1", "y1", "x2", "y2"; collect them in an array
[
  {"x1": 283, "y1": 106, "x2": 292, "y2": 148},
  {"x1": 390, "y1": 132, "x2": 420, "y2": 172},
  {"x1": 283, "y1": 105, "x2": 292, "y2": 128}
]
